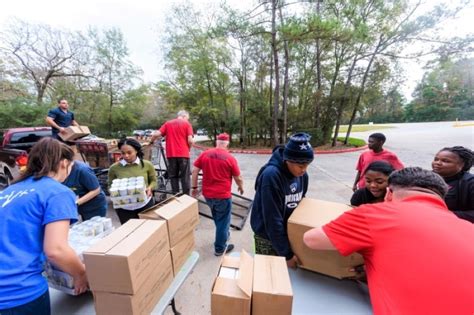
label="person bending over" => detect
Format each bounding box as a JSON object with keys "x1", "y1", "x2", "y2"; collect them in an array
[{"x1": 304, "y1": 167, "x2": 474, "y2": 314}]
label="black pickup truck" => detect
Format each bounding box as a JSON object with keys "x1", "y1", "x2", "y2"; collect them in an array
[{"x1": 0, "y1": 127, "x2": 52, "y2": 189}]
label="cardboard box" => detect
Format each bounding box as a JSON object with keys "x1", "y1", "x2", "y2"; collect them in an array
[
  {"x1": 211, "y1": 250, "x2": 253, "y2": 315},
  {"x1": 287, "y1": 198, "x2": 364, "y2": 279},
  {"x1": 139, "y1": 194, "x2": 199, "y2": 247},
  {"x1": 252, "y1": 255, "x2": 293, "y2": 315},
  {"x1": 83, "y1": 219, "x2": 169, "y2": 294},
  {"x1": 94, "y1": 252, "x2": 174, "y2": 315},
  {"x1": 170, "y1": 231, "x2": 195, "y2": 276},
  {"x1": 59, "y1": 125, "x2": 91, "y2": 141}
]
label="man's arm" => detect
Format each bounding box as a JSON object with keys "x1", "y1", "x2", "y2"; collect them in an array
[
  {"x1": 46, "y1": 116, "x2": 64, "y2": 132},
  {"x1": 76, "y1": 187, "x2": 100, "y2": 206},
  {"x1": 150, "y1": 130, "x2": 162, "y2": 143},
  {"x1": 353, "y1": 171, "x2": 361, "y2": 192},
  {"x1": 303, "y1": 227, "x2": 337, "y2": 250},
  {"x1": 187, "y1": 135, "x2": 194, "y2": 148},
  {"x1": 191, "y1": 166, "x2": 201, "y2": 197},
  {"x1": 233, "y1": 175, "x2": 244, "y2": 195},
  {"x1": 71, "y1": 120, "x2": 79, "y2": 126}
]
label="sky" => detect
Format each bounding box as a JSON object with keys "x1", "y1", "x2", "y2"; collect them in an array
[{"x1": 0, "y1": 0, "x2": 473, "y2": 100}]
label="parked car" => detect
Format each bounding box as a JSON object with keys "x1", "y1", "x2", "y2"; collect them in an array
[
  {"x1": 132, "y1": 130, "x2": 145, "y2": 137},
  {"x1": 0, "y1": 127, "x2": 52, "y2": 189},
  {"x1": 196, "y1": 129, "x2": 207, "y2": 136}
]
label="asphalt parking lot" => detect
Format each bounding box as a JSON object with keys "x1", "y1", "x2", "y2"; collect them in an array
[{"x1": 100, "y1": 121, "x2": 473, "y2": 314}]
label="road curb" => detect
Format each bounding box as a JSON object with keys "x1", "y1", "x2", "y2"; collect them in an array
[{"x1": 193, "y1": 144, "x2": 368, "y2": 155}]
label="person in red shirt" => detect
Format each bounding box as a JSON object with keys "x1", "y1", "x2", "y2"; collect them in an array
[
  {"x1": 353, "y1": 133, "x2": 404, "y2": 191},
  {"x1": 191, "y1": 133, "x2": 244, "y2": 256},
  {"x1": 151, "y1": 110, "x2": 194, "y2": 194},
  {"x1": 304, "y1": 167, "x2": 474, "y2": 315}
]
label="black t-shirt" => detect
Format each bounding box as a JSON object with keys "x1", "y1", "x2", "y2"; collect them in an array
[
  {"x1": 350, "y1": 187, "x2": 377, "y2": 206},
  {"x1": 444, "y1": 171, "x2": 474, "y2": 223}
]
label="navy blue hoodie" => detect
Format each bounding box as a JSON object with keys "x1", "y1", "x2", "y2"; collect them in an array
[{"x1": 250, "y1": 146, "x2": 309, "y2": 260}]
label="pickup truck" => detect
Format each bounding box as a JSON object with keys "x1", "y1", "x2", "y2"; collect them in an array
[{"x1": 0, "y1": 127, "x2": 52, "y2": 189}]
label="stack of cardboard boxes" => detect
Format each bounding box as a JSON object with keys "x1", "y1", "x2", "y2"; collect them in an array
[{"x1": 83, "y1": 194, "x2": 199, "y2": 315}]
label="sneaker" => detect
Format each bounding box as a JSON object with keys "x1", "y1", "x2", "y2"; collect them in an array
[{"x1": 214, "y1": 244, "x2": 235, "y2": 256}]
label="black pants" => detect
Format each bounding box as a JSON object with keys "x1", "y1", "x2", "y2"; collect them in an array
[
  {"x1": 167, "y1": 157, "x2": 190, "y2": 195},
  {"x1": 0, "y1": 290, "x2": 50, "y2": 315},
  {"x1": 115, "y1": 197, "x2": 155, "y2": 225}
]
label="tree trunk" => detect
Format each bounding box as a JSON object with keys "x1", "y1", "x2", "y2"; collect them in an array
[
  {"x1": 271, "y1": 0, "x2": 280, "y2": 147},
  {"x1": 279, "y1": 5, "x2": 289, "y2": 143}
]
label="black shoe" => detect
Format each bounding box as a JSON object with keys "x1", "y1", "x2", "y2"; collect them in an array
[{"x1": 214, "y1": 244, "x2": 235, "y2": 256}]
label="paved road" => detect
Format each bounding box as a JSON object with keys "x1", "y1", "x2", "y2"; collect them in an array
[{"x1": 229, "y1": 121, "x2": 473, "y2": 204}]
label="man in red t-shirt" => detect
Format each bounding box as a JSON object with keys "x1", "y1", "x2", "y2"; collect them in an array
[
  {"x1": 304, "y1": 167, "x2": 474, "y2": 315},
  {"x1": 353, "y1": 133, "x2": 404, "y2": 191},
  {"x1": 191, "y1": 133, "x2": 244, "y2": 256},
  {"x1": 151, "y1": 110, "x2": 194, "y2": 194}
]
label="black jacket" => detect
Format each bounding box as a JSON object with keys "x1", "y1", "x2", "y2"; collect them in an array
[{"x1": 444, "y1": 171, "x2": 474, "y2": 223}]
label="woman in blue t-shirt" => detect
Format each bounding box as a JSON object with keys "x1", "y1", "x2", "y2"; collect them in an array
[
  {"x1": 62, "y1": 160, "x2": 108, "y2": 221},
  {"x1": 0, "y1": 138, "x2": 88, "y2": 315}
]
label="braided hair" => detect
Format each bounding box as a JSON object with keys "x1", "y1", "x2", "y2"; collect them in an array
[
  {"x1": 439, "y1": 146, "x2": 473, "y2": 172},
  {"x1": 118, "y1": 137, "x2": 145, "y2": 168}
]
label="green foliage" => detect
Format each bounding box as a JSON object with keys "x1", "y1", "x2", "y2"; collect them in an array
[
  {"x1": 337, "y1": 136, "x2": 366, "y2": 147},
  {"x1": 0, "y1": 98, "x2": 49, "y2": 128}
]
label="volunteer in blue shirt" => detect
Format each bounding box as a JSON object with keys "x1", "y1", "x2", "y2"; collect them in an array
[
  {"x1": 45, "y1": 98, "x2": 79, "y2": 140},
  {"x1": 0, "y1": 138, "x2": 88, "y2": 315},
  {"x1": 250, "y1": 133, "x2": 314, "y2": 268},
  {"x1": 62, "y1": 160, "x2": 108, "y2": 221}
]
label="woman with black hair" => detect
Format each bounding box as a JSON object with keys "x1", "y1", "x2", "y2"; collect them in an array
[
  {"x1": 350, "y1": 161, "x2": 395, "y2": 206},
  {"x1": 432, "y1": 146, "x2": 473, "y2": 223},
  {"x1": 108, "y1": 138, "x2": 157, "y2": 224}
]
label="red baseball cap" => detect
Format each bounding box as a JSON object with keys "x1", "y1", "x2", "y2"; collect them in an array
[{"x1": 217, "y1": 133, "x2": 230, "y2": 141}]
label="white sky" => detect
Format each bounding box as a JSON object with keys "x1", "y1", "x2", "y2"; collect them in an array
[{"x1": 0, "y1": 0, "x2": 472, "y2": 100}]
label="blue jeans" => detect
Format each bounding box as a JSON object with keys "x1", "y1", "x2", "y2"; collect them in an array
[
  {"x1": 79, "y1": 203, "x2": 108, "y2": 221},
  {"x1": 0, "y1": 290, "x2": 50, "y2": 315},
  {"x1": 205, "y1": 198, "x2": 232, "y2": 253}
]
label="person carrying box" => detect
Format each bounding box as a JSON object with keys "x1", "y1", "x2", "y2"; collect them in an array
[{"x1": 45, "y1": 98, "x2": 79, "y2": 141}]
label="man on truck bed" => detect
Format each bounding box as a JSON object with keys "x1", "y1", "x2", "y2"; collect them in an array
[{"x1": 46, "y1": 99, "x2": 79, "y2": 141}]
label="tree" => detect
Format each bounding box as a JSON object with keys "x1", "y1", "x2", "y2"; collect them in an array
[{"x1": 0, "y1": 18, "x2": 89, "y2": 105}]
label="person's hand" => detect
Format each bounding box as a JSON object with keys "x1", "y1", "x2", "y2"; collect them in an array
[
  {"x1": 238, "y1": 186, "x2": 244, "y2": 195},
  {"x1": 352, "y1": 185, "x2": 357, "y2": 192},
  {"x1": 73, "y1": 267, "x2": 88, "y2": 295},
  {"x1": 191, "y1": 187, "x2": 200, "y2": 198},
  {"x1": 286, "y1": 255, "x2": 299, "y2": 269},
  {"x1": 349, "y1": 264, "x2": 366, "y2": 280},
  {"x1": 146, "y1": 187, "x2": 153, "y2": 197},
  {"x1": 59, "y1": 127, "x2": 65, "y2": 133}
]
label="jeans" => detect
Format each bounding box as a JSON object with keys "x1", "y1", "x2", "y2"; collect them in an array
[
  {"x1": 115, "y1": 197, "x2": 155, "y2": 225},
  {"x1": 0, "y1": 290, "x2": 50, "y2": 315},
  {"x1": 167, "y1": 158, "x2": 190, "y2": 195},
  {"x1": 206, "y1": 198, "x2": 232, "y2": 253}
]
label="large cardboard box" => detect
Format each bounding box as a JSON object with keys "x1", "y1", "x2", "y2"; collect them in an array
[
  {"x1": 93, "y1": 252, "x2": 174, "y2": 315},
  {"x1": 252, "y1": 255, "x2": 293, "y2": 315},
  {"x1": 170, "y1": 231, "x2": 195, "y2": 276},
  {"x1": 211, "y1": 250, "x2": 253, "y2": 315},
  {"x1": 139, "y1": 194, "x2": 199, "y2": 247},
  {"x1": 83, "y1": 219, "x2": 169, "y2": 294},
  {"x1": 287, "y1": 198, "x2": 364, "y2": 279},
  {"x1": 59, "y1": 125, "x2": 91, "y2": 141}
]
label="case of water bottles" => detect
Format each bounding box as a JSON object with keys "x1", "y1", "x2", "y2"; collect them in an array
[
  {"x1": 44, "y1": 216, "x2": 114, "y2": 295},
  {"x1": 109, "y1": 176, "x2": 147, "y2": 209}
]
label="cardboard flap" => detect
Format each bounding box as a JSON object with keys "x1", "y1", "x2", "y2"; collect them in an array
[
  {"x1": 156, "y1": 195, "x2": 197, "y2": 220},
  {"x1": 288, "y1": 198, "x2": 352, "y2": 228},
  {"x1": 237, "y1": 250, "x2": 253, "y2": 297},
  {"x1": 222, "y1": 256, "x2": 240, "y2": 269},
  {"x1": 85, "y1": 219, "x2": 144, "y2": 254}
]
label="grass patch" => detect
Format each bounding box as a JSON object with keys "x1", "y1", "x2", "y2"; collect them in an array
[
  {"x1": 337, "y1": 137, "x2": 366, "y2": 147},
  {"x1": 337, "y1": 124, "x2": 394, "y2": 133}
]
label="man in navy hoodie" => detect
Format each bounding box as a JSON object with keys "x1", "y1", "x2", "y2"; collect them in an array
[{"x1": 251, "y1": 133, "x2": 314, "y2": 268}]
